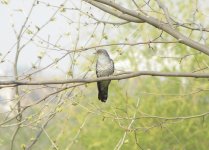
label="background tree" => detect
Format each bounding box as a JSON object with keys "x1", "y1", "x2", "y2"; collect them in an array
[{"x1": 0, "y1": 0, "x2": 209, "y2": 149}]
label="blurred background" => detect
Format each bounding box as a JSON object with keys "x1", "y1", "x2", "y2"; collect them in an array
[{"x1": 0, "y1": 0, "x2": 209, "y2": 149}]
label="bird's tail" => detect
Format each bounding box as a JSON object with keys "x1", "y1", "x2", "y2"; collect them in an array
[
  {"x1": 98, "y1": 88, "x2": 108, "y2": 102},
  {"x1": 97, "y1": 81, "x2": 110, "y2": 102}
]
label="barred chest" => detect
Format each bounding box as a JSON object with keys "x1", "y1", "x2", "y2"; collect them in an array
[{"x1": 96, "y1": 56, "x2": 114, "y2": 77}]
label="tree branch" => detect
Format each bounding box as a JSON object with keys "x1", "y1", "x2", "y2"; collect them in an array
[
  {"x1": 84, "y1": 0, "x2": 144, "y2": 23},
  {"x1": 0, "y1": 71, "x2": 209, "y2": 86},
  {"x1": 84, "y1": 0, "x2": 209, "y2": 56}
]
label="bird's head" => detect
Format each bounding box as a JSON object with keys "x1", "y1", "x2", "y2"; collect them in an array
[{"x1": 95, "y1": 49, "x2": 108, "y2": 56}]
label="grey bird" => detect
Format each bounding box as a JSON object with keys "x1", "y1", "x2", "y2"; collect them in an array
[{"x1": 96, "y1": 49, "x2": 114, "y2": 102}]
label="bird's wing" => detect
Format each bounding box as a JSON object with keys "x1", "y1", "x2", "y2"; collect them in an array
[
  {"x1": 96, "y1": 60, "x2": 99, "y2": 77},
  {"x1": 110, "y1": 59, "x2": 114, "y2": 74}
]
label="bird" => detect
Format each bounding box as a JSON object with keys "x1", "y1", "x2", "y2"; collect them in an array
[{"x1": 96, "y1": 49, "x2": 114, "y2": 102}]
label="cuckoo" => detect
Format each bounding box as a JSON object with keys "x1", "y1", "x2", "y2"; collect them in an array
[{"x1": 96, "y1": 49, "x2": 114, "y2": 102}]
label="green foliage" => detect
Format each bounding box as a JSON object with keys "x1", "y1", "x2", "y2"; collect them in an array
[{"x1": 2, "y1": 76, "x2": 209, "y2": 149}]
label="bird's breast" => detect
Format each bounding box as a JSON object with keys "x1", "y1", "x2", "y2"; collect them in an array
[{"x1": 96, "y1": 61, "x2": 114, "y2": 77}]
